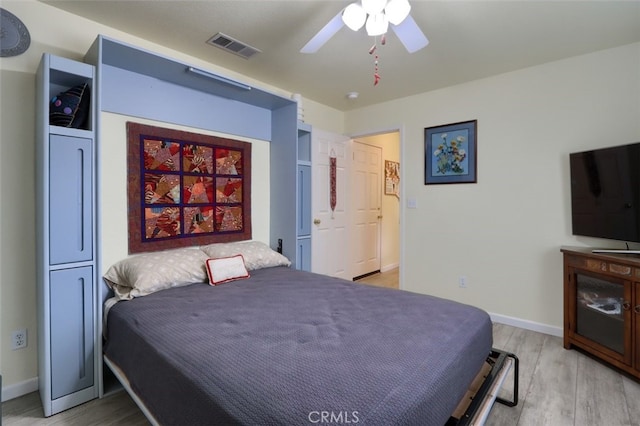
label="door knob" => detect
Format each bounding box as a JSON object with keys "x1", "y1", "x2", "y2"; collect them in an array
[
  {"x1": 313, "y1": 219, "x2": 321, "y2": 225},
  {"x1": 377, "y1": 215, "x2": 383, "y2": 219}
]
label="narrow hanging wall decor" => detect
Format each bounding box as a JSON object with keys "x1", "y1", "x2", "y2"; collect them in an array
[{"x1": 330, "y1": 150, "x2": 337, "y2": 217}]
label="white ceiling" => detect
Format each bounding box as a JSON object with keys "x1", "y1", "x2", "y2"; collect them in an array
[{"x1": 41, "y1": 0, "x2": 640, "y2": 111}]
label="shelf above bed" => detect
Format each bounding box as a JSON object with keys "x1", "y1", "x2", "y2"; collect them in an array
[
  {"x1": 95, "y1": 36, "x2": 292, "y2": 110},
  {"x1": 85, "y1": 35, "x2": 297, "y2": 142}
]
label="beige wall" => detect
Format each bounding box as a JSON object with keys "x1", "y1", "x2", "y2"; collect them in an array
[
  {"x1": 0, "y1": 0, "x2": 340, "y2": 396},
  {"x1": 345, "y1": 42, "x2": 640, "y2": 332},
  {"x1": 99, "y1": 113, "x2": 272, "y2": 273},
  {"x1": 301, "y1": 97, "x2": 345, "y2": 135}
]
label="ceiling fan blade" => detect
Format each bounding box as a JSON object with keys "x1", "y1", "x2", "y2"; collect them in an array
[
  {"x1": 391, "y1": 14, "x2": 429, "y2": 53},
  {"x1": 300, "y1": 11, "x2": 345, "y2": 54}
]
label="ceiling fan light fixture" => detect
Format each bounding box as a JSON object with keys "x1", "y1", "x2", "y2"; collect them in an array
[
  {"x1": 342, "y1": 3, "x2": 367, "y2": 31},
  {"x1": 366, "y1": 13, "x2": 388, "y2": 36},
  {"x1": 385, "y1": 0, "x2": 411, "y2": 25},
  {"x1": 362, "y1": 0, "x2": 387, "y2": 16}
]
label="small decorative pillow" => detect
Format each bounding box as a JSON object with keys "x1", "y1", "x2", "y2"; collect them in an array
[
  {"x1": 49, "y1": 83, "x2": 90, "y2": 129},
  {"x1": 206, "y1": 255, "x2": 250, "y2": 285},
  {"x1": 103, "y1": 247, "x2": 209, "y2": 300},
  {"x1": 200, "y1": 240, "x2": 291, "y2": 271}
]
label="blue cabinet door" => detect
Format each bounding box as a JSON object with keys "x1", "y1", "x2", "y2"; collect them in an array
[
  {"x1": 49, "y1": 135, "x2": 92, "y2": 264},
  {"x1": 50, "y1": 266, "x2": 94, "y2": 399},
  {"x1": 297, "y1": 164, "x2": 311, "y2": 237},
  {"x1": 297, "y1": 237, "x2": 311, "y2": 271}
]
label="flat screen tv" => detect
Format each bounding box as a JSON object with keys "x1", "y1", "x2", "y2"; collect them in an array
[{"x1": 569, "y1": 142, "x2": 640, "y2": 246}]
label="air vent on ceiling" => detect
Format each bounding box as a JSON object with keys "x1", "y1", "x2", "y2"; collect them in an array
[{"x1": 206, "y1": 33, "x2": 261, "y2": 59}]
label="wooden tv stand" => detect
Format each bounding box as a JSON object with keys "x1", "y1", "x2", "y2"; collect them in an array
[{"x1": 561, "y1": 246, "x2": 640, "y2": 380}]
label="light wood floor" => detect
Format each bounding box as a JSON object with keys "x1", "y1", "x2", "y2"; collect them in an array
[
  {"x1": 4, "y1": 269, "x2": 640, "y2": 425},
  {"x1": 489, "y1": 323, "x2": 640, "y2": 426},
  {"x1": 355, "y1": 267, "x2": 399, "y2": 289}
]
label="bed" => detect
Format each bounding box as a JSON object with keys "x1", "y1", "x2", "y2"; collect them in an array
[{"x1": 102, "y1": 242, "x2": 517, "y2": 425}]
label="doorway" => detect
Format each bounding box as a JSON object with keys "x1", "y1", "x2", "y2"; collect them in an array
[
  {"x1": 351, "y1": 141, "x2": 382, "y2": 279},
  {"x1": 311, "y1": 129, "x2": 401, "y2": 284},
  {"x1": 351, "y1": 132, "x2": 401, "y2": 282}
]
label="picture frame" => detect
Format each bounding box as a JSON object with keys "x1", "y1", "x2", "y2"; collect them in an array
[
  {"x1": 424, "y1": 120, "x2": 477, "y2": 185},
  {"x1": 385, "y1": 160, "x2": 400, "y2": 197}
]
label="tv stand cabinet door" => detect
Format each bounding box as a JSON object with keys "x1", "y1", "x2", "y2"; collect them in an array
[{"x1": 635, "y1": 282, "x2": 640, "y2": 370}]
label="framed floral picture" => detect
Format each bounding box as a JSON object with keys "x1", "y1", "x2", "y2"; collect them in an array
[{"x1": 424, "y1": 120, "x2": 477, "y2": 185}]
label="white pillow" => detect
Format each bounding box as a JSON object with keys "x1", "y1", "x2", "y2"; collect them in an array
[
  {"x1": 200, "y1": 240, "x2": 291, "y2": 271},
  {"x1": 206, "y1": 255, "x2": 250, "y2": 285},
  {"x1": 103, "y1": 247, "x2": 208, "y2": 300}
]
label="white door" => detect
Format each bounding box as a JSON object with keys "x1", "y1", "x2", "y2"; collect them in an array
[
  {"x1": 311, "y1": 129, "x2": 350, "y2": 279},
  {"x1": 351, "y1": 141, "x2": 382, "y2": 278}
]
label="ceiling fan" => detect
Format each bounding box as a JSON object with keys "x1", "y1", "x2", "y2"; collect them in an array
[{"x1": 300, "y1": 0, "x2": 428, "y2": 54}]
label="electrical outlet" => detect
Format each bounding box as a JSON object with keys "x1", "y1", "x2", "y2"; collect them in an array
[
  {"x1": 12, "y1": 328, "x2": 27, "y2": 350},
  {"x1": 459, "y1": 276, "x2": 468, "y2": 288}
]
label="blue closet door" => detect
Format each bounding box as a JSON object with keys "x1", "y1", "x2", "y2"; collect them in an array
[
  {"x1": 50, "y1": 266, "x2": 94, "y2": 399},
  {"x1": 297, "y1": 164, "x2": 311, "y2": 237},
  {"x1": 297, "y1": 237, "x2": 311, "y2": 272},
  {"x1": 49, "y1": 135, "x2": 92, "y2": 265}
]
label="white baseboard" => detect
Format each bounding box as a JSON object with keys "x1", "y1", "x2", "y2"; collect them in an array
[
  {"x1": 489, "y1": 312, "x2": 563, "y2": 338},
  {"x1": 381, "y1": 262, "x2": 399, "y2": 273},
  {"x1": 2, "y1": 377, "x2": 38, "y2": 402}
]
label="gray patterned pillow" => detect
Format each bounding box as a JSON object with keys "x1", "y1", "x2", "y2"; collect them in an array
[{"x1": 104, "y1": 247, "x2": 209, "y2": 300}]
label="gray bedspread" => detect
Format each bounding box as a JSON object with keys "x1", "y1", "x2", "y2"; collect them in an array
[{"x1": 104, "y1": 267, "x2": 492, "y2": 426}]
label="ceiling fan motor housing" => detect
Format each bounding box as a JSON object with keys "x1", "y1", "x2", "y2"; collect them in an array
[{"x1": 343, "y1": 0, "x2": 412, "y2": 35}]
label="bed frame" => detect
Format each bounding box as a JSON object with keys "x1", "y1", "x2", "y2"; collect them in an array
[
  {"x1": 104, "y1": 348, "x2": 518, "y2": 425},
  {"x1": 100, "y1": 266, "x2": 521, "y2": 425},
  {"x1": 447, "y1": 349, "x2": 519, "y2": 425}
]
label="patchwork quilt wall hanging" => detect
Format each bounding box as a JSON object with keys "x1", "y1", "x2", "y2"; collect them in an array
[{"x1": 126, "y1": 122, "x2": 252, "y2": 254}]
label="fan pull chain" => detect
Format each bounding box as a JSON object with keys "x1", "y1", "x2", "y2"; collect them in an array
[{"x1": 369, "y1": 34, "x2": 386, "y2": 86}]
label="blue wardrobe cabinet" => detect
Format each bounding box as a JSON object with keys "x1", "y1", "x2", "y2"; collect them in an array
[{"x1": 36, "y1": 53, "x2": 99, "y2": 416}]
